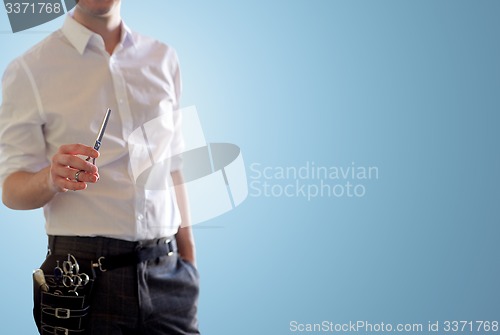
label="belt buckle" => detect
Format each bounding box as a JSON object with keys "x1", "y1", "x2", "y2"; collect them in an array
[
  {"x1": 165, "y1": 239, "x2": 174, "y2": 256},
  {"x1": 55, "y1": 308, "x2": 70, "y2": 319},
  {"x1": 54, "y1": 327, "x2": 69, "y2": 335}
]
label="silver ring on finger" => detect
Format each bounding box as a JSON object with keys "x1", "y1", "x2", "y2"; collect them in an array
[{"x1": 75, "y1": 170, "x2": 83, "y2": 182}]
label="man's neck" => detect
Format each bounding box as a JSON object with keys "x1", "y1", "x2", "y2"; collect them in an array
[{"x1": 73, "y1": 7, "x2": 122, "y2": 55}]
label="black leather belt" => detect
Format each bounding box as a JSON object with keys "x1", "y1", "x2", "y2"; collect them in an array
[
  {"x1": 48, "y1": 235, "x2": 177, "y2": 272},
  {"x1": 93, "y1": 238, "x2": 177, "y2": 272}
]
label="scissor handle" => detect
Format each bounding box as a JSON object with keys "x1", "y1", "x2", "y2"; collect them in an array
[
  {"x1": 93, "y1": 140, "x2": 102, "y2": 151},
  {"x1": 62, "y1": 275, "x2": 74, "y2": 288}
]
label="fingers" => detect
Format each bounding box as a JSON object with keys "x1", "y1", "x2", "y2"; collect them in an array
[
  {"x1": 50, "y1": 167, "x2": 99, "y2": 193},
  {"x1": 51, "y1": 173, "x2": 90, "y2": 192},
  {"x1": 55, "y1": 154, "x2": 98, "y2": 174},
  {"x1": 58, "y1": 143, "x2": 100, "y2": 161},
  {"x1": 49, "y1": 144, "x2": 101, "y2": 192}
]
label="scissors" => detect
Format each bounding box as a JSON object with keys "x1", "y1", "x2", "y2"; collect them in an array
[
  {"x1": 54, "y1": 254, "x2": 90, "y2": 294},
  {"x1": 74, "y1": 108, "x2": 111, "y2": 183},
  {"x1": 86, "y1": 108, "x2": 111, "y2": 165}
]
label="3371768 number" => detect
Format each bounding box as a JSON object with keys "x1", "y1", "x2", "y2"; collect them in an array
[
  {"x1": 443, "y1": 321, "x2": 499, "y2": 332},
  {"x1": 5, "y1": 2, "x2": 62, "y2": 14}
]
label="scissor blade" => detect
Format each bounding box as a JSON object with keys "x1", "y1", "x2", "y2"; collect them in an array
[{"x1": 94, "y1": 108, "x2": 111, "y2": 151}]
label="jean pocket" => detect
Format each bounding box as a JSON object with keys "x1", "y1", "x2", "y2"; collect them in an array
[{"x1": 179, "y1": 257, "x2": 200, "y2": 282}]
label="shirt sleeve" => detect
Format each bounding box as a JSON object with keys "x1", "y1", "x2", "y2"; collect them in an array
[
  {"x1": 0, "y1": 58, "x2": 48, "y2": 186},
  {"x1": 168, "y1": 49, "x2": 184, "y2": 172}
]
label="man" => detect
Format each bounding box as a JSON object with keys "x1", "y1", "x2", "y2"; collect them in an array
[{"x1": 0, "y1": 0, "x2": 200, "y2": 334}]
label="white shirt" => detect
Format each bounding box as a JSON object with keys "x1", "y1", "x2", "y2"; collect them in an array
[{"x1": 0, "y1": 15, "x2": 184, "y2": 241}]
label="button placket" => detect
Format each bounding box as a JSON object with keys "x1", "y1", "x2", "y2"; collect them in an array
[{"x1": 108, "y1": 57, "x2": 133, "y2": 138}]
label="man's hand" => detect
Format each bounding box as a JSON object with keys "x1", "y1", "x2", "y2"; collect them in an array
[
  {"x1": 49, "y1": 144, "x2": 100, "y2": 192},
  {"x1": 2, "y1": 143, "x2": 100, "y2": 210}
]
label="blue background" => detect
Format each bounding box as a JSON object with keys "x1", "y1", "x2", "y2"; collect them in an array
[{"x1": 1, "y1": 1, "x2": 499, "y2": 334}]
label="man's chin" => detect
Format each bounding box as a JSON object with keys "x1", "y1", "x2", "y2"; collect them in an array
[{"x1": 76, "y1": 2, "x2": 119, "y2": 18}]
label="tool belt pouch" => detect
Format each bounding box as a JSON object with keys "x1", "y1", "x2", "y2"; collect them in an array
[{"x1": 33, "y1": 254, "x2": 96, "y2": 335}]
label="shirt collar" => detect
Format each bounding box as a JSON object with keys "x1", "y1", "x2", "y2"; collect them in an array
[
  {"x1": 120, "y1": 22, "x2": 134, "y2": 50},
  {"x1": 61, "y1": 14, "x2": 135, "y2": 55}
]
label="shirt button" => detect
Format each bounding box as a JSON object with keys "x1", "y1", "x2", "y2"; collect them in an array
[{"x1": 137, "y1": 214, "x2": 144, "y2": 221}]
